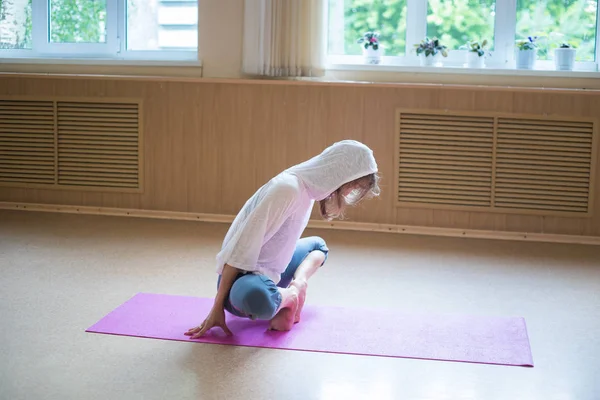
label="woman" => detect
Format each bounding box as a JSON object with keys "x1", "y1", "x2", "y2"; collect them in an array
[{"x1": 185, "y1": 140, "x2": 379, "y2": 338}]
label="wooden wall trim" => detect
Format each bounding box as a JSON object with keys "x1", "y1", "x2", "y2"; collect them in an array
[
  {"x1": 2, "y1": 202, "x2": 599, "y2": 246},
  {"x1": 2, "y1": 73, "x2": 600, "y2": 95}
]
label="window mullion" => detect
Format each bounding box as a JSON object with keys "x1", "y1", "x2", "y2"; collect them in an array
[
  {"x1": 31, "y1": 0, "x2": 49, "y2": 54},
  {"x1": 494, "y1": 0, "x2": 517, "y2": 67},
  {"x1": 327, "y1": 0, "x2": 345, "y2": 55},
  {"x1": 405, "y1": 0, "x2": 427, "y2": 61},
  {"x1": 595, "y1": 0, "x2": 600, "y2": 65},
  {"x1": 105, "y1": 0, "x2": 119, "y2": 55},
  {"x1": 117, "y1": 0, "x2": 126, "y2": 55}
]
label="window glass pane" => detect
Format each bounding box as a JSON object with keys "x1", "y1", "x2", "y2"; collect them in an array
[
  {"x1": 127, "y1": 0, "x2": 198, "y2": 51},
  {"x1": 328, "y1": 0, "x2": 408, "y2": 56},
  {"x1": 427, "y1": 0, "x2": 496, "y2": 50},
  {"x1": 50, "y1": 0, "x2": 107, "y2": 43},
  {"x1": 0, "y1": 0, "x2": 32, "y2": 49},
  {"x1": 516, "y1": 0, "x2": 598, "y2": 61}
]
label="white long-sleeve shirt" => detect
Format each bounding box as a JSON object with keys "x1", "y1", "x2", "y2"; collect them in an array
[{"x1": 216, "y1": 140, "x2": 378, "y2": 283}]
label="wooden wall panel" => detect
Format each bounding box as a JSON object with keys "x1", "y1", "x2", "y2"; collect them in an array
[
  {"x1": 467, "y1": 213, "x2": 507, "y2": 232},
  {"x1": 1, "y1": 75, "x2": 599, "y2": 237}
]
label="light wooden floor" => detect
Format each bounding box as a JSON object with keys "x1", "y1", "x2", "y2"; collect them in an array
[{"x1": 1, "y1": 210, "x2": 599, "y2": 400}]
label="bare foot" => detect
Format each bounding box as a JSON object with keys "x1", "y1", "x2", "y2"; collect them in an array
[
  {"x1": 290, "y1": 279, "x2": 307, "y2": 324},
  {"x1": 268, "y1": 287, "x2": 299, "y2": 331},
  {"x1": 268, "y1": 307, "x2": 296, "y2": 331}
]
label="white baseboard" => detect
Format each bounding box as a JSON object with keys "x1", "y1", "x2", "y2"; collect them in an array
[{"x1": 1, "y1": 201, "x2": 599, "y2": 246}]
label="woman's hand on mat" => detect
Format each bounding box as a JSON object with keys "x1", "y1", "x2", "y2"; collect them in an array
[{"x1": 185, "y1": 307, "x2": 232, "y2": 338}]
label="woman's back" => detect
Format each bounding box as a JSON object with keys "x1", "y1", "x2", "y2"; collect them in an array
[{"x1": 216, "y1": 171, "x2": 313, "y2": 283}]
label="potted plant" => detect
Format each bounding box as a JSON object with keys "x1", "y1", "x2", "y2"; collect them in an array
[
  {"x1": 554, "y1": 42, "x2": 576, "y2": 71},
  {"x1": 462, "y1": 39, "x2": 489, "y2": 68},
  {"x1": 414, "y1": 37, "x2": 448, "y2": 66},
  {"x1": 357, "y1": 31, "x2": 382, "y2": 64},
  {"x1": 515, "y1": 36, "x2": 538, "y2": 69}
]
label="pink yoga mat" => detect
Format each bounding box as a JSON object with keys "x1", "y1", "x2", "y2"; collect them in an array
[{"x1": 86, "y1": 293, "x2": 533, "y2": 367}]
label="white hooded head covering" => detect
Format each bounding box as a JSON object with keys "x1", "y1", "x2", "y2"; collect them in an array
[{"x1": 286, "y1": 140, "x2": 378, "y2": 201}]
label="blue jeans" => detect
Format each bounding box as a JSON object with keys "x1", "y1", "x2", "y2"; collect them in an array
[{"x1": 217, "y1": 236, "x2": 329, "y2": 320}]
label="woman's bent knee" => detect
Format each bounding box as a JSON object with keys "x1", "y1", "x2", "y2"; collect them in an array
[
  {"x1": 229, "y1": 276, "x2": 281, "y2": 320},
  {"x1": 307, "y1": 236, "x2": 329, "y2": 265}
]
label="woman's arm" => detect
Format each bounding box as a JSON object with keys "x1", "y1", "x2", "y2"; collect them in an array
[
  {"x1": 213, "y1": 264, "x2": 239, "y2": 308},
  {"x1": 186, "y1": 180, "x2": 300, "y2": 338},
  {"x1": 185, "y1": 264, "x2": 240, "y2": 338}
]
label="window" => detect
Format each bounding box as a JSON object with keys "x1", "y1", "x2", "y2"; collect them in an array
[
  {"x1": 50, "y1": 0, "x2": 107, "y2": 44},
  {"x1": 327, "y1": 0, "x2": 600, "y2": 71},
  {"x1": 427, "y1": 0, "x2": 496, "y2": 51},
  {"x1": 0, "y1": 0, "x2": 198, "y2": 60},
  {"x1": 516, "y1": 0, "x2": 597, "y2": 61},
  {"x1": 0, "y1": 0, "x2": 32, "y2": 49},
  {"x1": 127, "y1": 0, "x2": 197, "y2": 51},
  {"x1": 328, "y1": 0, "x2": 408, "y2": 56}
]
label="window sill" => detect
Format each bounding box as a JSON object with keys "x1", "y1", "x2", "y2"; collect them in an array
[
  {"x1": 325, "y1": 59, "x2": 600, "y2": 89},
  {"x1": 327, "y1": 61, "x2": 599, "y2": 79},
  {"x1": 0, "y1": 57, "x2": 203, "y2": 78},
  {"x1": 0, "y1": 57, "x2": 202, "y2": 67}
]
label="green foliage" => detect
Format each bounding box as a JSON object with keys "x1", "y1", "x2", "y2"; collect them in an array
[
  {"x1": 516, "y1": 36, "x2": 538, "y2": 50},
  {"x1": 336, "y1": 0, "x2": 597, "y2": 61},
  {"x1": 414, "y1": 36, "x2": 448, "y2": 57},
  {"x1": 23, "y1": 0, "x2": 31, "y2": 48},
  {"x1": 516, "y1": 0, "x2": 596, "y2": 60},
  {"x1": 0, "y1": 0, "x2": 32, "y2": 49},
  {"x1": 461, "y1": 39, "x2": 489, "y2": 56},
  {"x1": 357, "y1": 31, "x2": 380, "y2": 50},
  {"x1": 427, "y1": 0, "x2": 496, "y2": 51},
  {"x1": 1, "y1": 0, "x2": 106, "y2": 49},
  {"x1": 50, "y1": 0, "x2": 106, "y2": 43},
  {"x1": 339, "y1": 0, "x2": 408, "y2": 55}
]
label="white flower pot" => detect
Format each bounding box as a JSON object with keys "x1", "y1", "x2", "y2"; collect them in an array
[
  {"x1": 362, "y1": 46, "x2": 382, "y2": 64},
  {"x1": 554, "y1": 48, "x2": 576, "y2": 71},
  {"x1": 419, "y1": 53, "x2": 439, "y2": 66},
  {"x1": 516, "y1": 49, "x2": 536, "y2": 69},
  {"x1": 466, "y1": 51, "x2": 485, "y2": 68}
]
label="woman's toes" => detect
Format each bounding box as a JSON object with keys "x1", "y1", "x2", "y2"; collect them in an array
[{"x1": 269, "y1": 307, "x2": 295, "y2": 331}]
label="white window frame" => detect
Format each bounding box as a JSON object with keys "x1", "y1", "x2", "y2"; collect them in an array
[
  {"x1": 1, "y1": 0, "x2": 198, "y2": 61},
  {"x1": 326, "y1": 0, "x2": 600, "y2": 73},
  {"x1": 596, "y1": 0, "x2": 600, "y2": 66},
  {"x1": 117, "y1": 0, "x2": 198, "y2": 61},
  {"x1": 31, "y1": 0, "x2": 119, "y2": 57}
]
